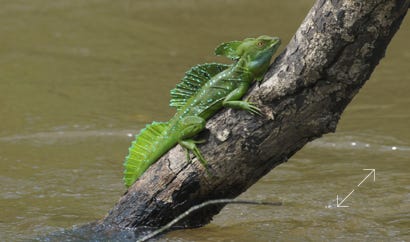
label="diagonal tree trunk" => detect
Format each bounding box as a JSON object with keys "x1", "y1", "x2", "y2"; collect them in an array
[{"x1": 100, "y1": 0, "x2": 408, "y2": 231}]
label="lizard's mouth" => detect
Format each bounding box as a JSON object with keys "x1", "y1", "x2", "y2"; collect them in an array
[
  {"x1": 269, "y1": 37, "x2": 281, "y2": 48},
  {"x1": 267, "y1": 37, "x2": 281, "y2": 55}
]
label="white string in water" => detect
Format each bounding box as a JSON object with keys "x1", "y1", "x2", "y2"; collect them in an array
[{"x1": 135, "y1": 198, "x2": 282, "y2": 242}]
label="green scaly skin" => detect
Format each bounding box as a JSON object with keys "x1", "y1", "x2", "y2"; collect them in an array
[{"x1": 123, "y1": 36, "x2": 281, "y2": 187}]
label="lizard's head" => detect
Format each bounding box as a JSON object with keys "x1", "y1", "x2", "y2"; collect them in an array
[{"x1": 215, "y1": 35, "x2": 281, "y2": 80}]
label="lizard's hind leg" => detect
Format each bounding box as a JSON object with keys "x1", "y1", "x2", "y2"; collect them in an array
[
  {"x1": 178, "y1": 116, "x2": 209, "y2": 170},
  {"x1": 179, "y1": 139, "x2": 208, "y2": 167}
]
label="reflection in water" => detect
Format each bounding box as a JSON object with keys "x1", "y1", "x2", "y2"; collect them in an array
[{"x1": 0, "y1": 0, "x2": 409, "y2": 241}]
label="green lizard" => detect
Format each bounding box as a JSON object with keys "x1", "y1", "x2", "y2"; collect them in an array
[{"x1": 123, "y1": 35, "x2": 281, "y2": 187}]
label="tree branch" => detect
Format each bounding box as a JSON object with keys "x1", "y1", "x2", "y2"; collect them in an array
[{"x1": 100, "y1": 0, "x2": 408, "y2": 232}]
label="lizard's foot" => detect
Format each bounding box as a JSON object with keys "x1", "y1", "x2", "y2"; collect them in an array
[{"x1": 223, "y1": 100, "x2": 262, "y2": 116}]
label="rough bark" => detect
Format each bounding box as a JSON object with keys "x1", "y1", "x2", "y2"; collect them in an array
[{"x1": 101, "y1": 0, "x2": 409, "y2": 230}]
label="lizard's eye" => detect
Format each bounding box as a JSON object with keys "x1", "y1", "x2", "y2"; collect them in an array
[{"x1": 257, "y1": 41, "x2": 265, "y2": 47}]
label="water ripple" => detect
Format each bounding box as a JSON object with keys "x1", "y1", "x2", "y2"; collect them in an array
[{"x1": 0, "y1": 130, "x2": 136, "y2": 143}]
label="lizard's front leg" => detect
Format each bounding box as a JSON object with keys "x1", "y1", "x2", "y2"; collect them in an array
[
  {"x1": 178, "y1": 116, "x2": 208, "y2": 168},
  {"x1": 222, "y1": 82, "x2": 261, "y2": 115}
]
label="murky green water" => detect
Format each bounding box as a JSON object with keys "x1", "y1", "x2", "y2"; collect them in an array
[{"x1": 0, "y1": 0, "x2": 409, "y2": 241}]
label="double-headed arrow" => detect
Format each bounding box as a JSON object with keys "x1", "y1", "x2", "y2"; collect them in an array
[{"x1": 336, "y1": 169, "x2": 376, "y2": 208}]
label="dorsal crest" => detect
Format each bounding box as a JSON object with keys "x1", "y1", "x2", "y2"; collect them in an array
[{"x1": 169, "y1": 63, "x2": 229, "y2": 110}]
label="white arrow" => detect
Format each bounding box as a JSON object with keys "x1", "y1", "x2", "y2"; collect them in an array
[
  {"x1": 336, "y1": 189, "x2": 355, "y2": 207},
  {"x1": 335, "y1": 169, "x2": 376, "y2": 208},
  {"x1": 357, "y1": 169, "x2": 376, "y2": 187}
]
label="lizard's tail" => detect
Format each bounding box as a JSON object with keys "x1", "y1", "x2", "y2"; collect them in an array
[{"x1": 123, "y1": 121, "x2": 173, "y2": 187}]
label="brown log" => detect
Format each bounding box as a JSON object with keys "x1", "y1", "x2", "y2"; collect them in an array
[{"x1": 101, "y1": 0, "x2": 409, "y2": 231}]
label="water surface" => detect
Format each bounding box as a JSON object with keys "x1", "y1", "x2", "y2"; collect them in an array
[{"x1": 0, "y1": 0, "x2": 409, "y2": 241}]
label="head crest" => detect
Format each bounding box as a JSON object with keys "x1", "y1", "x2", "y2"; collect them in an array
[{"x1": 214, "y1": 41, "x2": 242, "y2": 60}]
